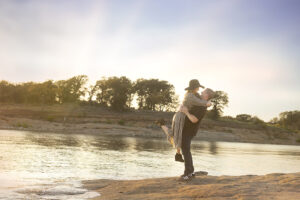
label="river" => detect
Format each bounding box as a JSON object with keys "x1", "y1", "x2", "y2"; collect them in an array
[{"x1": 0, "y1": 130, "x2": 299, "y2": 199}]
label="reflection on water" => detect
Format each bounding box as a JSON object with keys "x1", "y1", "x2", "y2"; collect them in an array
[
  {"x1": 209, "y1": 141, "x2": 218, "y2": 155},
  {"x1": 0, "y1": 129, "x2": 300, "y2": 199},
  {"x1": 23, "y1": 132, "x2": 220, "y2": 155},
  {"x1": 23, "y1": 132, "x2": 172, "y2": 152}
]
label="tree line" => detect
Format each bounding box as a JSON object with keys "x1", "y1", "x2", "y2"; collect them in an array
[
  {"x1": 0, "y1": 75, "x2": 298, "y2": 131},
  {"x1": 0, "y1": 75, "x2": 230, "y2": 116},
  {"x1": 0, "y1": 75, "x2": 179, "y2": 112},
  {"x1": 270, "y1": 111, "x2": 300, "y2": 131},
  {"x1": 230, "y1": 112, "x2": 300, "y2": 131}
]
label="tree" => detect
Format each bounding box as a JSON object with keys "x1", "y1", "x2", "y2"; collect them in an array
[
  {"x1": 23, "y1": 81, "x2": 57, "y2": 104},
  {"x1": 87, "y1": 84, "x2": 98, "y2": 103},
  {"x1": 92, "y1": 78, "x2": 108, "y2": 106},
  {"x1": 0, "y1": 76, "x2": 180, "y2": 112},
  {"x1": 209, "y1": 91, "x2": 229, "y2": 119},
  {"x1": 250, "y1": 116, "x2": 265, "y2": 125},
  {"x1": 94, "y1": 76, "x2": 133, "y2": 111},
  {"x1": 278, "y1": 110, "x2": 300, "y2": 130},
  {"x1": 56, "y1": 75, "x2": 88, "y2": 103},
  {"x1": 134, "y1": 78, "x2": 178, "y2": 111},
  {"x1": 0, "y1": 81, "x2": 15, "y2": 103},
  {"x1": 269, "y1": 117, "x2": 279, "y2": 125},
  {"x1": 40, "y1": 80, "x2": 58, "y2": 104}
]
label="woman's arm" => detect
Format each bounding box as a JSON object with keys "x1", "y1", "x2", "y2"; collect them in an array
[
  {"x1": 179, "y1": 105, "x2": 199, "y2": 123},
  {"x1": 185, "y1": 93, "x2": 211, "y2": 107}
]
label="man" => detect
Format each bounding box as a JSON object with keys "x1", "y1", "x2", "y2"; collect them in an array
[
  {"x1": 156, "y1": 79, "x2": 211, "y2": 163},
  {"x1": 179, "y1": 87, "x2": 215, "y2": 181}
]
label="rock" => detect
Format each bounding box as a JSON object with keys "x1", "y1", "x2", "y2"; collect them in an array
[{"x1": 194, "y1": 171, "x2": 208, "y2": 176}]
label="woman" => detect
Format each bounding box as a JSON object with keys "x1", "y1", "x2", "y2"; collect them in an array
[{"x1": 156, "y1": 79, "x2": 212, "y2": 162}]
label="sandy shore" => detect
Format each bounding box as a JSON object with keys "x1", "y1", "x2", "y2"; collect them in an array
[{"x1": 83, "y1": 172, "x2": 300, "y2": 200}]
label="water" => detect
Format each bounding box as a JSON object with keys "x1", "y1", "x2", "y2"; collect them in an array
[{"x1": 0, "y1": 130, "x2": 300, "y2": 199}]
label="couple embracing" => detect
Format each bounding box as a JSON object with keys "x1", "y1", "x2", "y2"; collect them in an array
[{"x1": 156, "y1": 79, "x2": 215, "y2": 181}]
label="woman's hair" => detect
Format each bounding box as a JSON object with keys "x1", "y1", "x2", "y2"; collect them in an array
[
  {"x1": 184, "y1": 88, "x2": 215, "y2": 100},
  {"x1": 184, "y1": 90, "x2": 196, "y2": 99},
  {"x1": 186, "y1": 89, "x2": 196, "y2": 93}
]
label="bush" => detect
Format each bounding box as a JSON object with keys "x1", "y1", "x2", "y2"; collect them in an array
[
  {"x1": 236, "y1": 114, "x2": 252, "y2": 122},
  {"x1": 14, "y1": 122, "x2": 31, "y2": 128},
  {"x1": 105, "y1": 120, "x2": 112, "y2": 124},
  {"x1": 222, "y1": 116, "x2": 235, "y2": 120},
  {"x1": 251, "y1": 116, "x2": 265, "y2": 124},
  {"x1": 46, "y1": 116, "x2": 55, "y2": 122},
  {"x1": 118, "y1": 120, "x2": 125, "y2": 126}
]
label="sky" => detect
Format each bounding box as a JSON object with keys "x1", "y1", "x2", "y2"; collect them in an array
[{"x1": 0, "y1": 0, "x2": 299, "y2": 121}]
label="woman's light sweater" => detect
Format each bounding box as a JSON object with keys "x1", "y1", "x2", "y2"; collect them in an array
[{"x1": 167, "y1": 92, "x2": 207, "y2": 148}]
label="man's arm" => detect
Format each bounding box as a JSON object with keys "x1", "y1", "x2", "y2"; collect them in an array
[{"x1": 179, "y1": 105, "x2": 199, "y2": 123}]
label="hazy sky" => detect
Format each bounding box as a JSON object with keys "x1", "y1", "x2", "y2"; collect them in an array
[{"x1": 0, "y1": 0, "x2": 299, "y2": 120}]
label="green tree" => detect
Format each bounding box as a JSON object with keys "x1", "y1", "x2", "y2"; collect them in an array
[
  {"x1": 87, "y1": 84, "x2": 98, "y2": 103},
  {"x1": 94, "y1": 76, "x2": 133, "y2": 110},
  {"x1": 22, "y1": 82, "x2": 40, "y2": 104},
  {"x1": 56, "y1": 75, "x2": 88, "y2": 103},
  {"x1": 10, "y1": 83, "x2": 26, "y2": 103},
  {"x1": 22, "y1": 81, "x2": 57, "y2": 104},
  {"x1": 250, "y1": 116, "x2": 265, "y2": 125},
  {"x1": 269, "y1": 117, "x2": 279, "y2": 125},
  {"x1": 0, "y1": 80, "x2": 58, "y2": 105},
  {"x1": 0, "y1": 81, "x2": 15, "y2": 102},
  {"x1": 40, "y1": 80, "x2": 58, "y2": 104},
  {"x1": 209, "y1": 90, "x2": 229, "y2": 120},
  {"x1": 94, "y1": 78, "x2": 109, "y2": 106},
  {"x1": 134, "y1": 78, "x2": 178, "y2": 111},
  {"x1": 278, "y1": 110, "x2": 300, "y2": 130}
]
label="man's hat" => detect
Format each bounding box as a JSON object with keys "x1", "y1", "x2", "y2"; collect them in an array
[{"x1": 184, "y1": 79, "x2": 205, "y2": 90}]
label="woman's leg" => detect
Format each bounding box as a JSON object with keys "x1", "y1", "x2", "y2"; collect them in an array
[
  {"x1": 161, "y1": 125, "x2": 174, "y2": 146},
  {"x1": 161, "y1": 125, "x2": 184, "y2": 162},
  {"x1": 161, "y1": 125, "x2": 169, "y2": 135}
]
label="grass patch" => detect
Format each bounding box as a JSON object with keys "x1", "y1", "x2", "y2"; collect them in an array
[
  {"x1": 76, "y1": 112, "x2": 87, "y2": 118},
  {"x1": 14, "y1": 122, "x2": 31, "y2": 128},
  {"x1": 296, "y1": 138, "x2": 300, "y2": 143},
  {"x1": 46, "y1": 115, "x2": 55, "y2": 122},
  {"x1": 105, "y1": 120, "x2": 112, "y2": 124},
  {"x1": 118, "y1": 120, "x2": 125, "y2": 126},
  {"x1": 223, "y1": 128, "x2": 233, "y2": 133}
]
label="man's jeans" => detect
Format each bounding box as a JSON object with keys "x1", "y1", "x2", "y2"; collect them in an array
[{"x1": 181, "y1": 133, "x2": 194, "y2": 176}]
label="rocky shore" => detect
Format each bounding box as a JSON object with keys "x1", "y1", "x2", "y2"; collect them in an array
[
  {"x1": 0, "y1": 104, "x2": 299, "y2": 145},
  {"x1": 83, "y1": 172, "x2": 300, "y2": 200}
]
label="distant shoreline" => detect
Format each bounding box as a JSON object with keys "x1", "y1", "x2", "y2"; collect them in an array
[
  {"x1": 0, "y1": 124, "x2": 299, "y2": 146},
  {"x1": 83, "y1": 172, "x2": 300, "y2": 200},
  {"x1": 0, "y1": 104, "x2": 299, "y2": 146}
]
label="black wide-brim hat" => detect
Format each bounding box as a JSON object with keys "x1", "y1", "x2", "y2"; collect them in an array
[{"x1": 185, "y1": 79, "x2": 205, "y2": 90}]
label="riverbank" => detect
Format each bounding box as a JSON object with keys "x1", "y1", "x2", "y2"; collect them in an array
[
  {"x1": 83, "y1": 172, "x2": 300, "y2": 200},
  {"x1": 0, "y1": 103, "x2": 299, "y2": 145}
]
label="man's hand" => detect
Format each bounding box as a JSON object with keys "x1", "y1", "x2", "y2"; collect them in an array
[
  {"x1": 179, "y1": 105, "x2": 199, "y2": 123},
  {"x1": 206, "y1": 101, "x2": 212, "y2": 107},
  {"x1": 177, "y1": 104, "x2": 182, "y2": 112}
]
